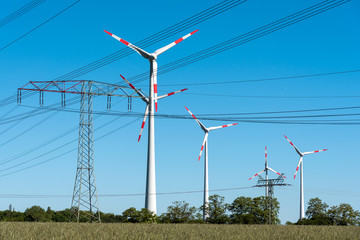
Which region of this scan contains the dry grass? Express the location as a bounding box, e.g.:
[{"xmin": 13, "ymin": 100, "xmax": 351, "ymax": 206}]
[{"xmin": 0, "ymin": 223, "xmax": 359, "ymax": 240}]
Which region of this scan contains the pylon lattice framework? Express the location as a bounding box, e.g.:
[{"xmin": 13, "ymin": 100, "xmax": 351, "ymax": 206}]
[
  {"xmin": 18, "ymin": 80, "xmax": 140, "ymax": 222},
  {"xmin": 254, "ymin": 175, "xmax": 291, "ymax": 224}
]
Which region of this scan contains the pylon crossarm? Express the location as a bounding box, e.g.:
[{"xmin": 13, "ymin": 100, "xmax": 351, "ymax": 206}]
[{"xmin": 18, "ymin": 80, "xmax": 143, "ymax": 98}]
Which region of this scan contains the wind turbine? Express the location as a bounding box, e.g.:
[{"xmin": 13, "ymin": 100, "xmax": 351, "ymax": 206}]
[
  {"xmin": 118, "ymin": 74, "xmax": 187, "ymax": 213},
  {"xmin": 104, "ymin": 29, "xmax": 197, "ymax": 214},
  {"xmin": 284, "ymin": 135, "xmax": 327, "ymax": 220},
  {"xmin": 185, "ymin": 106, "xmax": 237, "ymax": 221},
  {"xmin": 248, "ymin": 146, "xmax": 286, "ymax": 197}
]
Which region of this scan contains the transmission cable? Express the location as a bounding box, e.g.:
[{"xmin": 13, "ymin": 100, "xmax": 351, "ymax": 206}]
[
  {"xmin": 152, "ymin": 69, "xmax": 360, "ymax": 87},
  {"xmin": 127, "ymin": 0, "xmax": 351, "ymax": 84},
  {"xmin": 0, "ymin": 117, "xmax": 140, "ymax": 178},
  {"xmin": 53, "ymin": 0, "xmax": 248, "ymax": 81},
  {"xmin": 0, "ymin": 0, "xmax": 80, "ymax": 52},
  {"xmin": 0, "ymin": 97, "xmax": 127, "ymax": 167},
  {"xmin": 0, "ymin": 0, "xmax": 47, "ymax": 28}
]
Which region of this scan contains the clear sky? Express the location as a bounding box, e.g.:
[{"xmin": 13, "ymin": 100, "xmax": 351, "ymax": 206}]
[{"xmin": 0, "ymin": 0, "xmax": 359, "ymax": 223}]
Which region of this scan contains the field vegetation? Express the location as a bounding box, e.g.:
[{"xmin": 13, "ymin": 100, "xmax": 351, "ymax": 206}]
[{"xmin": 0, "ymin": 223, "xmax": 359, "ymax": 240}]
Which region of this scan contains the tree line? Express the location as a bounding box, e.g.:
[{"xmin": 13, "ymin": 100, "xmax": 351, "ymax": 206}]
[
  {"xmin": 288, "ymin": 197, "xmax": 360, "ymax": 226},
  {"xmin": 1, "ymin": 195, "xmax": 358, "ymax": 225}
]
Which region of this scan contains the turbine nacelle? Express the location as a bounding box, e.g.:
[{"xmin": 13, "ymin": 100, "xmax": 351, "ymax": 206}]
[
  {"xmin": 248, "ymin": 146, "xmax": 287, "ymax": 180},
  {"xmin": 185, "ymin": 106, "xmax": 238, "ymax": 161},
  {"xmin": 120, "ymin": 74, "xmax": 187, "ymax": 142},
  {"xmin": 284, "ymin": 135, "xmax": 327, "ymax": 179},
  {"xmin": 104, "ymin": 29, "xmax": 198, "ymax": 112}
]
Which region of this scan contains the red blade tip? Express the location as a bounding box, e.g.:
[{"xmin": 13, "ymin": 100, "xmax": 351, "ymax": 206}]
[
  {"xmin": 104, "ymin": 30, "xmax": 112, "ymax": 36},
  {"xmin": 191, "ymin": 29, "xmax": 199, "ymax": 35}
]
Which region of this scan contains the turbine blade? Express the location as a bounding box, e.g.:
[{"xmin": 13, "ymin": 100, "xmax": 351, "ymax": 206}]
[
  {"xmin": 157, "ymin": 88, "xmax": 188, "ymax": 100},
  {"xmin": 184, "ymin": 106, "xmax": 207, "ymax": 131},
  {"xmin": 154, "ymin": 29, "xmax": 199, "ymax": 56},
  {"xmin": 104, "ymin": 30, "xmax": 151, "ymax": 59},
  {"xmin": 154, "ymin": 72, "xmax": 158, "ymax": 112},
  {"xmin": 284, "ymin": 135, "xmax": 302, "ymax": 155},
  {"xmin": 265, "ymin": 146, "xmax": 268, "ymax": 167},
  {"xmin": 303, "ymin": 149, "xmax": 328, "ymax": 155},
  {"xmin": 138, "ymin": 104, "xmax": 149, "ymax": 142},
  {"xmin": 268, "ymin": 167, "xmax": 287, "ymax": 179},
  {"xmin": 198, "ymin": 132, "xmax": 208, "ymax": 161},
  {"xmin": 248, "ymin": 169, "xmax": 265, "ymax": 180},
  {"xmin": 293, "ymin": 156, "xmax": 303, "ymax": 179},
  {"xmin": 208, "ymin": 123, "xmax": 238, "ymax": 131},
  {"xmin": 120, "ymin": 74, "xmax": 148, "ymax": 103}
]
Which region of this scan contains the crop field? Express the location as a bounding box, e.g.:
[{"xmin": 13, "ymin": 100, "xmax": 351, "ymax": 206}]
[{"xmin": 0, "ymin": 223, "xmax": 359, "ymax": 240}]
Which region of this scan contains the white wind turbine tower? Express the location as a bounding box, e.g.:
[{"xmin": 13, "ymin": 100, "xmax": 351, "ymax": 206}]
[
  {"xmin": 248, "ymin": 146, "xmax": 286, "ymax": 197},
  {"xmin": 284, "ymin": 135, "xmax": 327, "ymax": 220},
  {"xmin": 104, "ymin": 29, "xmax": 198, "ymax": 214},
  {"xmin": 185, "ymin": 106, "xmax": 238, "ymax": 221}
]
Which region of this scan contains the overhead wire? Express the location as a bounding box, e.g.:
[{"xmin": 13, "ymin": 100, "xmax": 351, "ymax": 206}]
[
  {"xmin": 164, "ymin": 91, "xmax": 360, "ymax": 99},
  {"xmin": 0, "ymin": 0, "xmax": 81, "ymax": 52},
  {"xmin": 0, "ymin": 95, "xmax": 81, "ymax": 125},
  {"xmin": 0, "ymin": 117, "xmax": 141, "ymax": 178},
  {"xmin": 0, "ymin": 0, "xmax": 47, "ymax": 28},
  {"xmin": 0, "ymin": 0, "xmax": 249, "ymax": 149},
  {"xmin": 152, "ymin": 69, "xmax": 360, "ymax": 87},
  {"xmin": 17, "ymin": 104, "xmax": 360, "ymax": 125},
  {"xmin": 53, "ymin": 0, "xmax": 249, "ymax": 81},
  {"xmin": 0, "ymin": 97, "xmax": 132, "ymax": 172},
  {"xmin": 0, "ymin": 0, "xmax": 356, "ymax": 178},
  {"xmin": 127, "ymin": 0, "xmax": 351, "ymax": 84},
  {"xmin": 0, "ymin": 186, "xmax": 358, "ymax": 198},
  {"xmin": 0, "ymin": 186, "xmax": 255, "ymax": 198},
  {"xmin": 0, "ymin": 111, "xmax": 58, "ymax": 148},
  {"xmin": 0, "ymin": 0, "xmax": 248, "ymax": 109}
]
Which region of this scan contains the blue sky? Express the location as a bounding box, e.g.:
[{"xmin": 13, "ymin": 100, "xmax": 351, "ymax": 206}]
[{"xmin": 0, "ymin": 0, "xmax": 359, "ymax": 223}]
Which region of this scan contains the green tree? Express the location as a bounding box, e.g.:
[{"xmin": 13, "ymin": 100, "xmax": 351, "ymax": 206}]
[
  {"xmin": 160, "ymin": 201, "xmax": 196, "ymax": 223},
  {"xmin": 122, "ymin": 207, "xmax": 157, "ymax": 223},
  {"xmin": 202, "ymin": 194, "xmax": 229, "ymax": 224},
  {"xmin": 328, "ymin": 203, "xmax": 360, "ymax": 226},
  {"xmin": 52, "ymin": 208, "xmax": 73, "ymax": 222},
  {"xmin": 306, "ymin": 197, "xmax": 329, "ymax": 219},
  {"xmin": 138, "ymin": 208, "xmax": 157, "ymax": 223},
  {"xmin": 122, "ymin": 207, "xmax": 140, "ymax": 223},
  {"xmin": 24, "ymin": 206, "xmax": 50, "ymax": 222},
  {"xmin": 228, "ymin": 196, "xmax": 280, "ymax": 224}
]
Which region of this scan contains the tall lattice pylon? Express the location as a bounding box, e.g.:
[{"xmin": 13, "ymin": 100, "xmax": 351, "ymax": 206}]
[
  {"xmin": 18, "ymin": 79, "xmax": 139, "ymax": 223},
  {"xmin": 70, "ymin": 81, "xmax": 100, "ymax": 222},
  {"xmin": 254, "ymin": 175, "xmax": 290, "ymax": 224}
]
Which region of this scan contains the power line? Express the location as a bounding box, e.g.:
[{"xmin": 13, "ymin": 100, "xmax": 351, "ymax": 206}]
[
  {"xmin": 0, "ymin": 0, "xmax": 80, "ymax": 52},
  {"xmin": 0, "ymin": 96, "xmax": 81, "ymax": 125},
  {"xmin": 127, "ymin": 0, "xmax": 351, "ymax": 85},
  {"xmin": 17, "ymin": 104, "xmax": 360, "ymax": 125},
  {"xmin": 53, "ymin": 0, "xmax": 248, "ymax": 81},
  {"xmin": 0, "ymin": 0, "xmax": 244, "ymax": 108},
  {"xmin": 0, "ymin": 186, "xmax": 254, "ymax": 198},
  {"xmin": 152, "ymin": 69, "xmax": 360, "ymax": 87},
  {"xmin": 0, "ymin": 0, "xmax": 47, "ymax": 28},
  {"xmin": 0, "ymin": 116, "xmax": 140, "ymax": 178},
  {"xmin": 178, "ymin": 92, "xmax": 360, "ymax": 99},
  {"xmin": 0, "ymin": 186, "xmax": 358, "ymax": 198},
  {"xmin": 0, "ymin": 111, "xmax": 58, "ymax": 148}
]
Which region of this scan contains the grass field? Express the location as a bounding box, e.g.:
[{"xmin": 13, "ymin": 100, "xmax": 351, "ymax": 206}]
[{"xmin": 0, "ymin": 223, "xmax": 359, "ymax": 240}]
